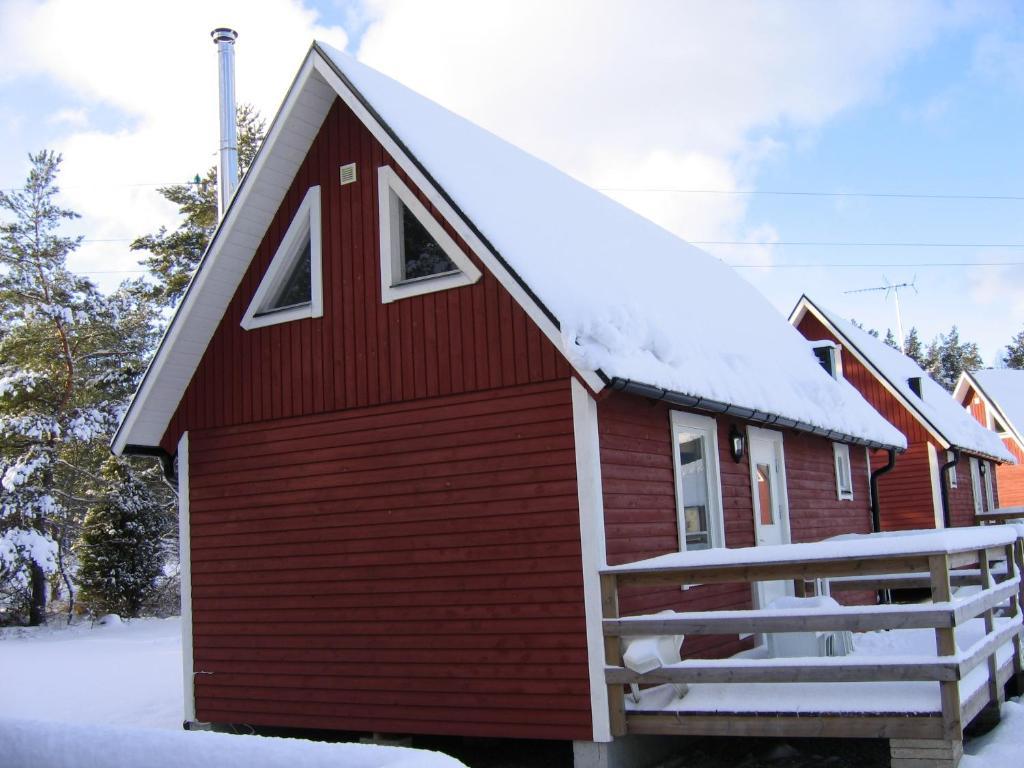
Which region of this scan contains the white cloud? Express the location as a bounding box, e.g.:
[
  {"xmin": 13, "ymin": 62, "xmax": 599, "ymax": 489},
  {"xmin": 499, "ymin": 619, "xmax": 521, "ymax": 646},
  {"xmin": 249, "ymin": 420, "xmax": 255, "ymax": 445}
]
[
  {"xmin": 0, "ymin": 0, "xmax": 348, "ymax": 288},
  {"xmin": 355, "ymin": 0, "xmax": 977, "ymax": 258},
  {"xmin": 47, "ymin": 108, "xmax": 88, "ymax": 128}
]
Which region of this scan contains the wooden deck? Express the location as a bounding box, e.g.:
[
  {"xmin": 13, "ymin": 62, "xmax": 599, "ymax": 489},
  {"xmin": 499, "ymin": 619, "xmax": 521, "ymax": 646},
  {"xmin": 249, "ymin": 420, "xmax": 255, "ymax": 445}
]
[{"xmin": 599, "ymin": 527, "xmax": 1024, "ymax": 744}]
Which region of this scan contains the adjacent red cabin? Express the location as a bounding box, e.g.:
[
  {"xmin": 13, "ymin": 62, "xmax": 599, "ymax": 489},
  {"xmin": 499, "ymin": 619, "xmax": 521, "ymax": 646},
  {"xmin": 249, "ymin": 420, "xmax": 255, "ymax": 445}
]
[
  {"xmin": 791, "ymin": 296, "xmax": 1012, "ymax": 531},
  {"xmin": 956, "ymin": 369, "xmax": 1024, "ymax": 507},
  {"xmin": 114, "ymin": 44, "xmax": 905, "ymax": 755}
]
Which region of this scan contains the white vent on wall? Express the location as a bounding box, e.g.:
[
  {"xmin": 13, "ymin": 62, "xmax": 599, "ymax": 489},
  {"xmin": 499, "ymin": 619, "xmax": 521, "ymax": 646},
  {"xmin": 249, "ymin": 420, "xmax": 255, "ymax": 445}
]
[{"xmin": 339, "ymin": 163, "xmax": 357, "ymax": 186}]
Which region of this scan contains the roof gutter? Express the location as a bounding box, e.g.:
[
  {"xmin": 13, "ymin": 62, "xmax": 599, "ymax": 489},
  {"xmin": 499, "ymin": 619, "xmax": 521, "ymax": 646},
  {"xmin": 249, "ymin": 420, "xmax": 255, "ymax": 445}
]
[
  {"xmin": 869, "ymin": 448, "xmax": 897, "ymax": 533},
  {"xmin": 120, "ymin": 444, "xmax": 176, "ymax": 484},
  {"xmin": 608, "ymin": 377, "xmax": 899, "ymax": 450},
  {"xmin": 939, "ymin": 447, "xmax": 961, "ymax": 529}
]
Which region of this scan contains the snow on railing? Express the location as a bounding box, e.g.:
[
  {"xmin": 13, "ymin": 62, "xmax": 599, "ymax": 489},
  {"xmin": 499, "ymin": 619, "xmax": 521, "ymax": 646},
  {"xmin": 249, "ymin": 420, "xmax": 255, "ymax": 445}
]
[{"xmin": 599, "ymin": 526, "xmax": 1024, "ymax": 743}]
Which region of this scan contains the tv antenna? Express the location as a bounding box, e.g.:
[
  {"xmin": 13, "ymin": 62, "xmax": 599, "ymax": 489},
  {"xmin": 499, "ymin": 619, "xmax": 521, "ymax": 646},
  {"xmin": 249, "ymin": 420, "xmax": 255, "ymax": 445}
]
[{"xmin": 844, "ymin": 276, "xmax": 918, "ymax": 353}]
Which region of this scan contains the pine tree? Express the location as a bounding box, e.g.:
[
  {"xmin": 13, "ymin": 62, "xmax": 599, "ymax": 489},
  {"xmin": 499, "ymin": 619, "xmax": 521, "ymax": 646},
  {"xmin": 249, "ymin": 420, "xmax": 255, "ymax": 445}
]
[
  {"xmin": 0, "ymin": 152, "xmax": 163, "ymax": 624},
  {"xmin": 925, "ymin": 325, "xmax": 983, "ymax": 392},
  {"xmin": 130, "ymin": 105, "xmax": 265, "ymax": 307},
  {"xmin": 1002, "ymin": 326, "xmax": 1024, "ymax": 369},
  {"xmin": 904, "ymin": 327, "xmax": 925, "ymax": 367},
  {"xmin": 76, "ymin": 458, "xmax": 167, "ymax": 618},
  {"xmin": 883, "ymin": 329, "xmax": 899, "ymax": 350}
]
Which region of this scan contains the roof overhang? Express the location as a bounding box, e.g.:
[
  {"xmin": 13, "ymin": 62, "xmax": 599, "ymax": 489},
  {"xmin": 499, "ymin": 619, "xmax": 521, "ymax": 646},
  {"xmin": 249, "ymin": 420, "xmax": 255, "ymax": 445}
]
[
  {"xmin": 113, "ymin": 45, "xmax": 606, "ymax": 456},
  {"xmin": 955, "ymin": 371, "xmax": 1024, "ymax": 456},
  {"xmin": 790, "ymin": 296, "xmax": 1009, "ymax": 463}
]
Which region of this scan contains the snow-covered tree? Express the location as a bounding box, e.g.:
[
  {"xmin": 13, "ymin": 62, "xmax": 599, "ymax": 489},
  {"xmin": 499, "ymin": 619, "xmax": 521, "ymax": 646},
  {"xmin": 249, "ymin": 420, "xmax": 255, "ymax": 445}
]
[
  {"xmin": 130, "ymin": 105, "xmax": 265, "ymax": 307},
  {"xmin": 76, "ymin": 458, "xmax": 167, "ymax": 618},
  {"xmin": 0, "ymin": 151, "xmax": 163, "ymax": 624},
  {"xmin": 904, "ymin": 327, "xmax": 925, "ymax": 367},
  {"xmin": 925, "ymin": 325, "xmax": 982, "ymax": 392},
  {"xmin": 1001, "ymin": 326, "xmax": 1024, "ymax": 369},
  {"xmin": 883, "ymin": 329, "xmax": 899, "ymax": 350}
]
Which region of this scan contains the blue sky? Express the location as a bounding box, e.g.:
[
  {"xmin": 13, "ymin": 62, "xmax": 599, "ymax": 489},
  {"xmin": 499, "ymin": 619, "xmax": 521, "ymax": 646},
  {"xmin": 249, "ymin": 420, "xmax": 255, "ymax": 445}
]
[{"xmin": 1, "ymin": 0, "xmax": 1022, "ymax": 362}]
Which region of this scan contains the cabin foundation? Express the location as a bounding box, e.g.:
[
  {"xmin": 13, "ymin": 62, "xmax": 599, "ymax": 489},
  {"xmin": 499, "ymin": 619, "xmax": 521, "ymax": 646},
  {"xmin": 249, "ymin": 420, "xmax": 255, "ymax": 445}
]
[
  {"xmin": 572, "ymin": 735, "xmax": 689, "ymax": 768},
  {"xmin": 889, "ymin": 738, "xmax": 963, "ymax": 768}
]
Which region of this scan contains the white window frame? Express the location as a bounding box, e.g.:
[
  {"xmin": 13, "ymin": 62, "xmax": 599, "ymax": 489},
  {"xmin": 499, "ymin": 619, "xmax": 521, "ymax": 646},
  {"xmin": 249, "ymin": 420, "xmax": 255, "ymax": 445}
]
[
  {"xmin": 669, "ymin": 411, "xmax": 725, "ymax": 552},
  {"xmin": 377, "ymin": 165, "xmax": 481, "ymax": 303},
  {"xmin": 241, "ymin": 185, "xmax": 323, "ymax": 330},
  {"xmin": 947, "ymin": 450, "xmax": 958, "ymax": 489},
  {"xmin": 832, "ymin": 443, "xmax": 854, "ymax": 501}
]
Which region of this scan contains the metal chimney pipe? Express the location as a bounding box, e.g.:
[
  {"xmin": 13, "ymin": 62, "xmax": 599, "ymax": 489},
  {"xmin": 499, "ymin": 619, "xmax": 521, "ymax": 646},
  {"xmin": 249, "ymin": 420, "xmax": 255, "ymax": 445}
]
[{"xmin": 211, "ymin": 27, "xmax": 239, "ymax": 220}]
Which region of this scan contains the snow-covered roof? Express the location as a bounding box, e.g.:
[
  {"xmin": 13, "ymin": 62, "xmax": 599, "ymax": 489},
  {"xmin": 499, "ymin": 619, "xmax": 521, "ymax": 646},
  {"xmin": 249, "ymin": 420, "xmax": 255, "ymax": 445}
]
[
  {"xmin": 793, "ymin": 297, "xmax": 1012, "ymax": 462},
  {"xmin": 962, "ymin": 368, "xmax": 1024, "ymax": 448},
  {"xmin": 114, "ymin": 44, "xmax": 905, "ymax": 454},
  {"xmin": 317, "ymin": 45, "xmax": 903, "ymax": 449}
]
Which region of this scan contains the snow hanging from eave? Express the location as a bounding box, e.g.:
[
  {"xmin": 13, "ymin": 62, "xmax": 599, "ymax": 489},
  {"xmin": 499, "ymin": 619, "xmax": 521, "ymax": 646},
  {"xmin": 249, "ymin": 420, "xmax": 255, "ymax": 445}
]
[
  {"xmin": 813, "ymin": 304, "xmax": 1013, "ymax": 462},
  {"xmin": 320, "ymin": 44, "xmax": 905, "ymax": 450}
]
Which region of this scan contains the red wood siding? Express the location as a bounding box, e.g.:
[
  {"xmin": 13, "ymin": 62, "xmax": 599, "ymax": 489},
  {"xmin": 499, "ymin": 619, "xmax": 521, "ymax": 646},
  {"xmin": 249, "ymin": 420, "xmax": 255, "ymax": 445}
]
[
  {"xmin": 188, "ymin": 379, "xmax": 591, "ymax": 739},
  {"xmin": 959, "ymin": 385, "xmax": 1024, "ymax": 507},
  {"xmin": 796, "ymin": 313, "xmax": 941, "ymax": 530},
  {"xmin": 598, "ymin": 393, "xmax": 876, "ymax": 660},
  {"xmin": 161, "ymin": 97, "xmax": 571, "ymax": 453}
]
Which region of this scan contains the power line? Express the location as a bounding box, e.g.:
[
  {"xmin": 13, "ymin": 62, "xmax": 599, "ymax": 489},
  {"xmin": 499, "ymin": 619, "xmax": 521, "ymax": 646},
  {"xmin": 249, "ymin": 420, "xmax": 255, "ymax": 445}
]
[
  {"xmin": 4, "ymin": 180, "xmax": 1024, "ymax": 202},
  {"xmin": 598, "ymin": 187, "xmax": 1024, "ymax": 201}
]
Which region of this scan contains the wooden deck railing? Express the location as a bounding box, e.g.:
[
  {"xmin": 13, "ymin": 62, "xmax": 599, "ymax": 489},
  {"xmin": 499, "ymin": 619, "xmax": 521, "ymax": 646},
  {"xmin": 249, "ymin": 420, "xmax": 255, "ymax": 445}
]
[{"xmin": 599, "ymin": 528, "xmax": 1024, "ymax": 742}]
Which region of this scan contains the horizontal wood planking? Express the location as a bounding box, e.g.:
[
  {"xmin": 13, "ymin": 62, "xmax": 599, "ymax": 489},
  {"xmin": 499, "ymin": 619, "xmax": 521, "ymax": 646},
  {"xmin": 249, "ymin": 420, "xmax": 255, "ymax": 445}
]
[
  {"xmin": 188, "ymin": 379, "xmax": 593, "ymax": 739},
  {"xmin": 161, "ymin": 98, "xmax": 571, "ymax": 454},
  {"xmin": 598, "ymin": 393, "xmax": 879, "ymax": 660}
]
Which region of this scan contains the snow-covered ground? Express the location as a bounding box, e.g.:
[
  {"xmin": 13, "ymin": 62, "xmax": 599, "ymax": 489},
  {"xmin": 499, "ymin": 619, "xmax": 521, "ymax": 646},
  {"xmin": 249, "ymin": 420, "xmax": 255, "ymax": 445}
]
[
  {"xmin": 0, "ymin": 617, "xmax": 464, "ymax": 768},
  {"xmin": 0, "ymin": 616, "xmax": 1021, "ymax": 767}
]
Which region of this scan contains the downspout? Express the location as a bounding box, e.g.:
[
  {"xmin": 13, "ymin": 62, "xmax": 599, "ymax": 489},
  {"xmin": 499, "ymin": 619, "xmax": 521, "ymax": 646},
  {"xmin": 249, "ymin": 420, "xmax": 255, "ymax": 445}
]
[
  {"xmin": 869, "ymin": 448, "xmax": 897, "ymax": 533},
  {"xmin": 939, "ymin": 448, "xmax": 961, "ymax": 529}
]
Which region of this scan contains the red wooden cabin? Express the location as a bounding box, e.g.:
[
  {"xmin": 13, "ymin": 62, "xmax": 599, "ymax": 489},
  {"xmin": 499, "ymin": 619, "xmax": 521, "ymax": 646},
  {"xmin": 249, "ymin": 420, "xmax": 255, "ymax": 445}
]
[
  {"xmin": 956, "ymin": 369, "xmax": 1024, "ymax": 507},
  {"xmin": 114, "ymin": 44, "xmax": 905, "ymax": 762},
  {"xmin": 791, "ymin": 296, "xmax": 1012, "ymax": 531}
]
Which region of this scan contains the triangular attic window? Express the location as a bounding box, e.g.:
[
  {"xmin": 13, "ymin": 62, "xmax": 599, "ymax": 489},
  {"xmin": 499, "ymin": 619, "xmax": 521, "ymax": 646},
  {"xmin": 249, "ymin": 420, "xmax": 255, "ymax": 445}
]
[
  {"xmin": 241, "ymin": 186, "xmax": 323, "ymax": 330},
  {"xmin": 377, "ymin": 166, "xmax": 481, "ymax": 303}
]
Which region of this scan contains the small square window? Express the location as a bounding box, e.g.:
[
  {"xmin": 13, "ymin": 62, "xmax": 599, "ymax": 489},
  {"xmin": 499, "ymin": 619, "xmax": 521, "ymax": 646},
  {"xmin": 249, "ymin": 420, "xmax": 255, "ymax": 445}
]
[{"xmin": 833, "ymin": 443, "xmax": 853, "ymax": 501}]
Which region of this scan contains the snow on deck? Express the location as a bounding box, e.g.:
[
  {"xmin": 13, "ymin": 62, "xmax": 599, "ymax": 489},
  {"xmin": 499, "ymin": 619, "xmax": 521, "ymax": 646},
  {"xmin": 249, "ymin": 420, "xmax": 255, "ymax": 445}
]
[
  {"xmin": 630, "ymin": 618, "xmax": 1014, "ymax": 716},
  {"xmin": 319, "ymin": 44, "xmax": 905, "ymax": 450},
  {"xmin": 605, "ymin": 526, "xmax": 1019, "ymax": 574}
]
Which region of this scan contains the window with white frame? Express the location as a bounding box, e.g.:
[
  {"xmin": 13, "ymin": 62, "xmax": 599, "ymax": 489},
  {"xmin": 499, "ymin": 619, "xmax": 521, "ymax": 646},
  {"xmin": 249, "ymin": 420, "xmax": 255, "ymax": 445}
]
[
  {"xmin": 832, "ymin": 443, "xmax": 854, "ymax": 500},
  {"xmin": 670, "ymin": 411, "xmax": 724, "ymax": 551},
  {"xmin": 241, "ymin": 186, "xmax": 323, "ymax": 330},
  {"xmin": 377, "ymin": 166, "xmax": 481, "ymax": 303},
  {"xmin": 947, "ymin": 451, "xmax": 958, "ymax": 488}
]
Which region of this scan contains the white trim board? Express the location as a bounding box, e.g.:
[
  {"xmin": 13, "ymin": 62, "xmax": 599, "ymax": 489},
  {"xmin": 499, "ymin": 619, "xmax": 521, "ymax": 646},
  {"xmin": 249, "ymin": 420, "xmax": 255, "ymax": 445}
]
[
  {"xmin": 376, "ymin": 165, "xmax": 480, "ymax": 303},
  {"xmin": 570, "ymin": 378, "xmax": 611, "ymax": 742},
  {"xmin": 241, "ymin": 185, "xmax": 323, "ymax": 330},
  {"xmin": 955, "ymin": 371, "xmax": 1024, "ymax": 455}
]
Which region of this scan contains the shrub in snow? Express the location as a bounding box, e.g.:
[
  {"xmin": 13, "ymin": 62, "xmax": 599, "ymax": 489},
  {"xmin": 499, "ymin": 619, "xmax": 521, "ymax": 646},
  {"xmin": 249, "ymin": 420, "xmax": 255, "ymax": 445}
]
[{"xmin": 75, "ymin": 459, "xmax": 166, "ymax": 619}]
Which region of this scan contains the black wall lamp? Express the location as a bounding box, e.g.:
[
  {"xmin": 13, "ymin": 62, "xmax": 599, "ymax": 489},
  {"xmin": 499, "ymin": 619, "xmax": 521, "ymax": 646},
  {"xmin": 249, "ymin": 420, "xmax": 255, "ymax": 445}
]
[{"xmin": 729, "ymin": 424, "xmax": 745, "ymax": 463}]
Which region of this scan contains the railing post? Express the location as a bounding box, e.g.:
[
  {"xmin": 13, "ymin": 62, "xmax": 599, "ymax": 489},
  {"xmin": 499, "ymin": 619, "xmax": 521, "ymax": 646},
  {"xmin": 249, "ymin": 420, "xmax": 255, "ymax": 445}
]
[
  {"xmin": 600, "ymin": 573, "xmax": 627, "ymax": 737},
  {"xmin": 1009, "ymin": 539, "xmax": 1024, "ymax": 695},
  {"xmin": 978, "ymin": 548, "xmax": 1003, "ymax": 722},
  {"xmin": 929, "ymin": 554, "xmax": 962, "ymax": 743}
]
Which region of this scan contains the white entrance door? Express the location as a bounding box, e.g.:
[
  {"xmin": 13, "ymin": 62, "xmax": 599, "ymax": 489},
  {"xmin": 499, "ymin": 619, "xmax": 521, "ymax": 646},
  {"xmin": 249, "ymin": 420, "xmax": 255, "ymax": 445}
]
[{"xmin": 748, "ymin": 427, "xmax": 792, "ymax": 608}]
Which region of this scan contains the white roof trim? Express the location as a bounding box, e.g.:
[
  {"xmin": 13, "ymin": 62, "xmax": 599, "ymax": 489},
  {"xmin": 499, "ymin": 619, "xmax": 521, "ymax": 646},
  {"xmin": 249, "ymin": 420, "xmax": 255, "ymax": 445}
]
[
  {"xmin": 113, "ymin": 46, "xmax": 605, "ymax": 455},
  {"xmin": 790, "ymin": 298, "xmax": 951, "ymax": 450},
  {"xmin": 955, "ymin": 371, "xmax": 1024, "ymax": 453},
  {"xmin": 791, "ymin": 297, "xmax": 1010, "ymax": 462}
]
